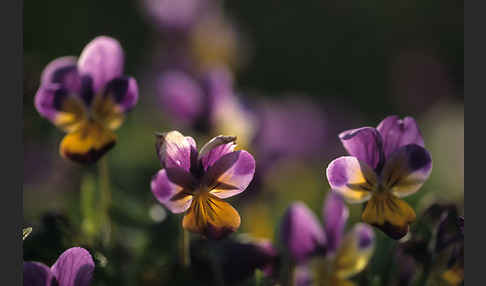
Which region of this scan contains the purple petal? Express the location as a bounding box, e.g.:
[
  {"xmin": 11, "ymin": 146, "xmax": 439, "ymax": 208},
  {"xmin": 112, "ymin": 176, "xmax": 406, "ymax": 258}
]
[
  {"xmin": 157, "ymin": 71, "xmax": 205, "ymax": 124},
  {"xmin": 381, "ymin": 144, "xmax": 432, "ymax": 198},
  {"xmin": 103, "ymin": 76, "xmax": 138, "ymax": 112},
  {"xmin": 199, "ymin": 135, "xmax": 237, "ymax": 171},
  {"xmin": 77, "ymin": 36, "xmax": 124, "ymax": 93},
  {"xmin": 143, "ymin": 0, "xmax": 207, "ymax": 31},
  {"xmin": 339, "ymin": 127, "xmax": 384, "ymax": 170},
  {"xmin": 280, "ymin": 202, "xmax": 326, "ymax": 263},
  {"xmin": 377, "ymin": 115, "xmax": 425, "ymax": 159},
  {"xmin": 41, "ymin": 56, "xmax": 81, "ymax": 93},
  {"xmin": 155, "ymin": 131, "xmax": 195, "ymax": 172},
  {"xmin": 355, "ymin": 223, "xmax": 374, "ymax": 249},
  {"xmin": 326, "ymin": 156, "xmax": 377, "ymax": 203},
  {"xmin": 203, "ymin": 68, "xmax": 234, "ymax": 111},
  {"xmin": 323, "ymin": 192, "xmax": 349, "ymax": 252},
  {"xmin": 50, "ymin": 247, "xmax": 94, "ymax": 286},
  {"xmin": 151, "ymin": 169, "xmax": 194, "ymax": 213},
  {"xmin": 34, "ymin": 85, "xmax": 87, "ymax": 132},
  {"xmin": 205, "ymin": 150, "xmax": 256, "ymax": 199},
  {"xmin": 34, "ymin": 85, "xmax": 64, "ymax": 122},
  {"xmin": 23, "ymin": 262, "xmax": 55, "ymax": 286}
]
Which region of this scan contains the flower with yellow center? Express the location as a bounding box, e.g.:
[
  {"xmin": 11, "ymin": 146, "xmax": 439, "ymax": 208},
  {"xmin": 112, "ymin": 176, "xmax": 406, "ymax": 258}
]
[{"xmin": 151, "ymin": 131, "xmax": 256, "ymax": 239}]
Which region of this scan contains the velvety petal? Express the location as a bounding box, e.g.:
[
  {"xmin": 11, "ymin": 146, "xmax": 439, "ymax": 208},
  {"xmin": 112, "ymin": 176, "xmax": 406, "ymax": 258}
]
[
  {"xmin": 326, "ymin": 156, "xmax": 377, "ymax": 203},
  {"xmin": 24, "ymin": 262, "xmax": 55, "ymax": 286},
  {"xmin": 381, "ymin": 144, "xmax": 432, "ymax": 198},
  {"xmin": 323, "ymin": 192, "xmax": 349, "ymax": 252},
  {"xmin": 102, "ymin": 76, "xmax": 138, "ymax": 112},
  {"xmin": 182, "ymin": 194, "xmax": 241, "ymax": 239},
  {"xmin": 339, "ymin": 127, "xmax": 384, "ymax": 170},
  {"xmin": 280, "ymin": 202, "xmax": 326, "ymax": 263},
  {"xmin": 199, "ymin": 135, "xmax": 236, "ymax": 171},
  {"xmin": 362, "ymin": 193, "xmax": 416, "ymax": 239},
  {"xmin": 51, "ymin": 247, "xmax": 94, "ymax": 286},
  {"xmin": 60, "ymin": 121, "xmax": 116, "ymax": 164},
  {"xmin": 77, "ymin": 36, "xmax": 124, "ymax": 93},
  {"xmin": 377, "ymin": 116, "xmax": 425, "ymax": 159},
  {"xmin": 157, "ymin": 71, "xmax": 205, "ymax": 124},
  {"xmin": 333, "ymin": 223, "xmax": 375, "ymax": 279},
  {"xmin": 35, "ymin": 85, "xmax": 88, "ymax": 132},
  {"xmin": 151, "ymin": 169, "xmax": 194, "ymax": 213},
  {"xmin": 41, "ymin": 56, "xmax": 81, "ymax": 93},
  {"xmin": 155, "ymin": 131, "xmax": 194, "ymax": 172},
  {"xmin": 205, "ymin": 150, "xmax": 256, "ymax": 199}
]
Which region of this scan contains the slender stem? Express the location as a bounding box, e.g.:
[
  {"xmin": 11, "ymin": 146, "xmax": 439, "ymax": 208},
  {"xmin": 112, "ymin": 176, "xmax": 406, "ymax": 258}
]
[
  {"xmin": 181, "ymin": 226, "xmax": 191, "ymax": 268},
  {"xmin": 99, "ymin": 157, "xmax": 111, "ymax": 246}
]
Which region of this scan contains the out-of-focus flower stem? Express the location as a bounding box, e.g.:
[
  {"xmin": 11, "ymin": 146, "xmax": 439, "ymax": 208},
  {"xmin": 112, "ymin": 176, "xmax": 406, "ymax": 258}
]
[
  {"xmin": 99, "ymin": 157, "xmax": 112, "ymax": 247},
  {"xmin": 181, "ymin": 226, "xmax": 191, "ymax": 268}
]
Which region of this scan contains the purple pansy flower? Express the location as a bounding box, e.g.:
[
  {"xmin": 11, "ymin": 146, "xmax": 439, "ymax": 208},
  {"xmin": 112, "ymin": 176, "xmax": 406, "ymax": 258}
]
[
  {"xmin": 281, "ymin": 202, "xmax": 327, "ymax": 264},
  {"xmin": 156, "ymin": 68, "xmax": 256, "ymax": 147},
  {"xmin": 326, "ymin": 115, "xmax": 432, "ymax": 239},
  {"xmin": 253, "ymin": 97, "xmax": 329, "ymax": 170},
  {"xmin": 34, "ymin": 36, "xmax": 138, "ymax": 164},
  {"xmin": 150, "ymin": 131, "xmax": 256, "ymax": 239},
  {"xmin": 142, "ymin": 0, "xmax": 210, "ymax": 32},
  {"xmin": 281, "ymin": 193, "xmax": 375, "ymax": 286},
  {"xmin": 23, "ymin": 247, "xmax": 94, "ymax": 286}
]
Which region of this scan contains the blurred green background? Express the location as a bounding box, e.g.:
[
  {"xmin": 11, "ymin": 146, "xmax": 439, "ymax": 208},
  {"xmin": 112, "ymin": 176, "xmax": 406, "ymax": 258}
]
[{"xmin": 23, "ymin": 0, "xmax": 463, "ymax": 285}]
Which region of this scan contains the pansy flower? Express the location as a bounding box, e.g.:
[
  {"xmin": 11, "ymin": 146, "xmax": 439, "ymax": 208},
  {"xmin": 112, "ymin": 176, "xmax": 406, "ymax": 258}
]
[
  {"xmin": 157, "ymin": 68, "xmax": 256, "ymax": 147},
  {"xmin": 150, "ymin": 131, "xmax": 256, "ymax": 239},
  {"xmin": 23, "ymin": 247, "xmax": 94, "ymax": 286},
  {"xmin": 281, "ymin": 193, "xmax": 375, "ymax": 286},
  {"xmin": 34, "ymin": 36, "xmax": 138, "ymax": 164},
  {"xmin": 326, "ymin": 116, "xmax": 432, "ymax": 239}
]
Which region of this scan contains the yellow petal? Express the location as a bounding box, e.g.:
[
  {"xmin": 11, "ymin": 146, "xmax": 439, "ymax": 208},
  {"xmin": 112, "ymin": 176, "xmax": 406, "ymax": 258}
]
[
  {"xmin": 442, "ymin": 263, "xmax": 464, "ymax": 286},
  {"xmin": 60, "ymin": 121, "xmax": 116, "ymax": 164},
  {"xmin": 362, "ymin": 193, "xmax": 416, "ymax": 239},
  {"xmin": 54, "ymin": 96, "xmax": 87, "ymax": 133},
  {"xmin": 182, "ymin": 194, "xmax": 241, "ymax": 239},
  {"xmin": 91, "ymin": 94, "xmax": 124, "ymax": 130},
  {"xmin": 333, "ymin": 224, "xmax": 374, "ymax": 280}
]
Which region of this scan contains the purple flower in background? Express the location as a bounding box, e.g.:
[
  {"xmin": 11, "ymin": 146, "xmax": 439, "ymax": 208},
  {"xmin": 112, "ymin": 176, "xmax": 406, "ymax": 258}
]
[
  {"xmin": 326, "ymin": 115, "xmax": 432, "ymax": 239},
  {"xmin": 23, "ymin": 247, "xmax": 94, "ymax": 286},
  {"xmin": 34, "ymin": 36, "xmax": 138, "ymax": 164},
  {"xmin": 143, "ymin": 0, "xmax": 210, "ymax": 32},
  {"xmin": 253, "ymin": 97, "xmax": 328, "ymax": 169},
  {"xmin": 281, "ymin": 202, "xmax": 326, "ymax": 263},
  {"xmin": 281, "ymin": 193, "xmax": 374, "ymax": 285},
  {"xmin": 150, "ymin": 131, "xmax": 256, "ymax": 239},
  {"xmin": 157, "ymin": 68, "xmax": 256, "ymax": 147}
]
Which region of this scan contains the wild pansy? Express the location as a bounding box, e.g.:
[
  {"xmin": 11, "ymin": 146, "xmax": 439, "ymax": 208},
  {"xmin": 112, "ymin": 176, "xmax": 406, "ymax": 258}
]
[
  {"xmin": 23, "ymin": 247, "xmax": 94, "ymax": 286},
  {"xmin": 143, "ymin": 0, "xmax": 209, "ymax": 32},
  {"xmin": 157, "ymin": 68, "xmax": 256, "ymax": 148},
  {"xmin": 326, "ymin": 116, "xmax": 432, "ymax": 239},
  {"xmin": 35, "ymin": 36, "xmax": 138, "ymax": 164},
  {"xmin": 281, "ymin": 193, "xmax": 375, "ymax": 286},
  {"xmin": 150, "ymin": 131, "xmax": 255, "ymax": 239}
]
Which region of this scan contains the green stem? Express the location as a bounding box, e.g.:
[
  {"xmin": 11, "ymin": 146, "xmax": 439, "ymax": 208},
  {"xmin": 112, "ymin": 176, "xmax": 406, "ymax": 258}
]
[
  {"xmin": 181, "ymin": 226, "xmax": 191, "ymax": 268},
  {"xmin": 99, "ymin": 157, "xmax": 111, "ymax": 246}
]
